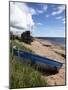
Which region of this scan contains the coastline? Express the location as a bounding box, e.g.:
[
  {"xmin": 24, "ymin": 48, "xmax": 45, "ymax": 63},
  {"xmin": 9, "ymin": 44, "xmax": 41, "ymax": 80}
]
[
  {"xmin": 20, "ymin": 38, "xmax": 65, "ymax": 62},
  {"xmin": 15, "ymin": 38, "xmax": 65, "ymax": 86}
]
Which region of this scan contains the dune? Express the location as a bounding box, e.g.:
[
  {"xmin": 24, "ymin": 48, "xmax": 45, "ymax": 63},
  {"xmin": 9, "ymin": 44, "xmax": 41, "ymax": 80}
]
[{"xmin": 15, "ymin": 39, "xmax": 66, "ymax": 86}]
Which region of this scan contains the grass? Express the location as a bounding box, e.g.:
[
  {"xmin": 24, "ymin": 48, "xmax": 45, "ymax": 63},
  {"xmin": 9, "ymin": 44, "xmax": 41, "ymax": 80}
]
[
  {"xmin": 10, "ymin": 40, "xmax": 47, "ymax": 88},
  {"xmin": 11, "ymin": 40, "xmax": 33, "ymax": 53}
]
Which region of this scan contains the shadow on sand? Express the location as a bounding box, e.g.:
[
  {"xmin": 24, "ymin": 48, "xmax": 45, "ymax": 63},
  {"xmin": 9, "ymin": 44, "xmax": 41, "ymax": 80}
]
[{"xmin": 31, "ymin": 63, "xmax": 59, "ymax": 76}]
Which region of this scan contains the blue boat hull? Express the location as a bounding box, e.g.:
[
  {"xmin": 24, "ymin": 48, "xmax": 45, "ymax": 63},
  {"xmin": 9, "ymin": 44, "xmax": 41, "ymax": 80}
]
[{"xmin": 13, "ymin": 48, "xmax": 63, "ymax": 71}]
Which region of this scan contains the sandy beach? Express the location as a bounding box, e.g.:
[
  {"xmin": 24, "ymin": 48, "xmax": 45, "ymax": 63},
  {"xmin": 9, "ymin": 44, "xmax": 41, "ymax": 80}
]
[{"xmin": 15, "ymin": 39, "xmax": 66, "ymax": 86}]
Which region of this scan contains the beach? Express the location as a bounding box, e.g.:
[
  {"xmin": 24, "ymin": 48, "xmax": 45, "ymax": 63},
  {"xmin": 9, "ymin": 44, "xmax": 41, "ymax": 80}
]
[{"xmin": 15, "ymin": 38, "xmax": 66, "ymax": 86}]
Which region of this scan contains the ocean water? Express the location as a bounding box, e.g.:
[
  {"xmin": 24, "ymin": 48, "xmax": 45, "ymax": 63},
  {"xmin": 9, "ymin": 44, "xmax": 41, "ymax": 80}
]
[{"xmin": 37, "ymin": 37, "xmax": 66, "ymax": 46}]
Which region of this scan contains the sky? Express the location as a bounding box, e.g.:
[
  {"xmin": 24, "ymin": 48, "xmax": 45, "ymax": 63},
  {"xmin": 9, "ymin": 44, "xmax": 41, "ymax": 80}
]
[{"xmin": 10, "ymin": 2, "xmax": 66, "ymax": 37}]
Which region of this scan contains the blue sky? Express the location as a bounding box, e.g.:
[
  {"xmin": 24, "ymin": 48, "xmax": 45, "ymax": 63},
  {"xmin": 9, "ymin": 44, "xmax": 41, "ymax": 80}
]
[
  {"xmin": 10, "ymin": 2, "xmax": 66, "ymax": 37},
  {"xmin": 26, "ymin": 3, "xmax": 66, "ymax": 37}
]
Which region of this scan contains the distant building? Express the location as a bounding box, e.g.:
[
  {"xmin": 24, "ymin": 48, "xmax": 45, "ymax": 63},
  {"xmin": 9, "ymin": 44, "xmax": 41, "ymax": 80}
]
[
  {"xmin": 21, "ymin": 31, "xmax": 33, "ymax": 44},
  {"xmin": 10, "ymin": 30, "xmax": 33, "ymax": 44}
]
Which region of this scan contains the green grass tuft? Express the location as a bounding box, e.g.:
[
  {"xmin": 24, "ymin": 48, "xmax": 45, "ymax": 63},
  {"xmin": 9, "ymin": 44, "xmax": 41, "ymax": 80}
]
[
  {"xmin": 10, "ymin": 56, "xmax": 47, "ymax": 89},
  {"xmin": 11, "ymin": 40, "xmax": 33, "ymax": 53},
  {"xmin": 10, "ymin": 40, "xmax": 47, "ymax": 88}
]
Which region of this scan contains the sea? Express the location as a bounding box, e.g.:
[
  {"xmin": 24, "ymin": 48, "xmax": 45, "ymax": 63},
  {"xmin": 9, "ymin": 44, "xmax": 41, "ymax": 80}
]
[{"xmin": 37, "ymin": 37, "xmax": 66, "ymax": 46}]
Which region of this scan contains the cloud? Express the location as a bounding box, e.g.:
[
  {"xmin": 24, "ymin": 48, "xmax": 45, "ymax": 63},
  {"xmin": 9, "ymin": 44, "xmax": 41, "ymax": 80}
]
[
  {"xmin": 43, "ymin": 5, "xmax": 48, "ymax": 11},
  {"xmin": 36, "ymin": 22, "xmax": 43, "ymax": 26},
  {"xmin": 10, "ymin": 2, "xmax": 48, "ymax": 35},
  {"xmin": 29, "ymin": 7, "xmax": 37, "ymax": 15},
  {"xmin": 45, "ymin": 14, "xmax": 49, "ymax": 18},
  {"xmin": 62, "ymin": 18, "xmax": 65, "ymax": 21},
  {"xmin": 56, "ymin": 16, "xmax": 62, "ymax": 19},
  {"xmin": 55, "ymin": 16, "xmax": 66, "ymax": 24},
  {"xmin": 51, "ymin": 5, "xmax": 65, "ymax": 16},
  {"xmin": 62, "ymin": 19, "xmax": 65, "ymax": 24},
  {"xmin": 26, "ymin": 4, "xmax": 48, "ymax": 15},
  {"xmin": 36, "ymin": 4, "xmax": 48, "ymax": 14},
  {"xmin": 62, "ymin": 18, "xmax": 65, "ymax": 24},
  {"xmin": 10, "ymin": 2, "xmax": 35, "ymax": 34},
  {"xmin": 37, "ymin": 10, "xmax": 43, "ymax": 14}
]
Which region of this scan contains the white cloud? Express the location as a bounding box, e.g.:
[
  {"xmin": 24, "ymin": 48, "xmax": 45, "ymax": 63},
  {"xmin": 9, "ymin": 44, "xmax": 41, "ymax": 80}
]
[
  {"xmin": 56, "ymin": 16, "xmax": 66, "ymax": 24},
  {"xmin": 36, "ymin": 22, "xmax": 43, "ymax": 26},
  {"xmin": 51, "ymin": 5, "xmax": 65, "ymax": 16},
  {"xmin": 62, "ymin": 18, "xmax": 65, "ymax": 21},
  {"xmin": 43, "ymin": 5, "xmax": 48, "ymax": 11},
  {"xmin": 62, "ymin": 18, "xmax": 65, "ymax": 24},
  {"xmin": 36, "ymin": 4, "xmax": 48, "ymax": 14},
  {"xmin": 63, "ymin": 21, "xmax": 65, "ymax": 24},
  {"xmin": 56, "ymin": 16, "xmax": 62, "ymax": 19},
  {"xmin": 10, "ymin": 27, "xmax": 23, "ymax": 37},
  {"xmin": 27, "ymin": 5, "xmax": 48, "ymax": 15},
  {"xmin": 37, "ymin": 10, "xmax": 43, "ymax": 14},
  {"xmin": 29, "ymin": 7, "xmax": 36, "ymax": 15},
  {"xmin": 45, "ymin": 14, "xmax": 49, "ymax": 18},
  {"xmin": 10, "ymin": 2, "xmax": 35, "ymax": 34}
]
